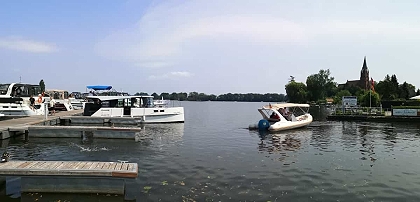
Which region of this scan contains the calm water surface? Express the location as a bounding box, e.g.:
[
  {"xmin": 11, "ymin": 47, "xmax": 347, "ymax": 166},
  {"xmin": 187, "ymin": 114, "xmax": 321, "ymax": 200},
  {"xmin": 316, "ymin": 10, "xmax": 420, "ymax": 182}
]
[{"xmin": 1, "ymin": 101, "xmax": 420, "ymax": 201}]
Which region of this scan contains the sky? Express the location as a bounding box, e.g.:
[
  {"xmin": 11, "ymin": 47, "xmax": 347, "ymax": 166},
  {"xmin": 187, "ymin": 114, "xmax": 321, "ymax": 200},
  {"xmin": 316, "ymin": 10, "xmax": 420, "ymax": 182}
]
[{"xmin": 1, "ymin": 0, "xmax": 420, "ymax": 95}]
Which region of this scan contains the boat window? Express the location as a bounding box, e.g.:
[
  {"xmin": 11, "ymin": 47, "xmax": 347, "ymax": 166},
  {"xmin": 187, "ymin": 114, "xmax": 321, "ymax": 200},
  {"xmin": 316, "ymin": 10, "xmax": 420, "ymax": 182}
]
[
  {"xmin": 124, "ymin": 98, "xmax": 131, "ymax": 107},
  {"xmin": 28, "ymin": 86, "xmax": 41, "ymax": 96},
  {"xmin": 13, "ymin": 84, "xmax": 32, "ymax": 97},
  {"xmin": 117, "ymin": 99, "xmax": 124, "ymax": 107},
  {"xmin": 101, "ymin": 101, "xmax": 110, "ymax": 107},
  {"xmin": 0, "ymin": 84, "xmax": 10, "ymax": 95},
  {"xmin": 154, "ymin": 110, "xmax": 158, "ymax": 112},
  {"xmin": 160, "ymin": 110, "xmax": 164, "ymax": 112}
]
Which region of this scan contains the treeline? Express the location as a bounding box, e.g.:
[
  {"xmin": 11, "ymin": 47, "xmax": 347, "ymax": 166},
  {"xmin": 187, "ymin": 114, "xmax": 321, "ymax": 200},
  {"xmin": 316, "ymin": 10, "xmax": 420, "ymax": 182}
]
[
  {"xmin": 133, "ymin": 92, "xmax": 287, "ymax": 102},
  {"xmin": 285, "ymin": 69, "xmax": 420, "ymax": 106}
]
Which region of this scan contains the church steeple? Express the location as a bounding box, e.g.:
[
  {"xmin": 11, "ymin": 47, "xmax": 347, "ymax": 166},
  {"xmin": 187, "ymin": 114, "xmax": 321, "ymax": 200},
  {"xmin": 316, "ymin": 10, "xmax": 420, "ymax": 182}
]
[
  {"xmin": 360, "ymin": 56, "xmax": 369, "ymax": 90},
  {"xmin": 362, "ymin": 56, "xmax": 368, "ymax": 70}
]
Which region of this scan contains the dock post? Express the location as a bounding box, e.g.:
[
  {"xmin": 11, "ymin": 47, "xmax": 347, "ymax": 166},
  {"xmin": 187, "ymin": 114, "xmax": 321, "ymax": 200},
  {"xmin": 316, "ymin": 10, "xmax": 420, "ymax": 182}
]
[{"xmin": 44, "ymin": 103, "xmax": 48, "ymax": 120}]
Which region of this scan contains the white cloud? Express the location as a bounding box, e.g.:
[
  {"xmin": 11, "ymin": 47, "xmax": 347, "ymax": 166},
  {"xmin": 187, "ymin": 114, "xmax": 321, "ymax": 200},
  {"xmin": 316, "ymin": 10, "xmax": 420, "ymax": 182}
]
[
  {"xmin": 96, "ymin": 0, "xmax": 420, "ymax": 68},
  {"xmin": 148, "ymin": 71, "xmax": 193, "ymax": 80},
  {"xmin": 0, "ymin": 37, "xmax": 58, "ymax": 53}
]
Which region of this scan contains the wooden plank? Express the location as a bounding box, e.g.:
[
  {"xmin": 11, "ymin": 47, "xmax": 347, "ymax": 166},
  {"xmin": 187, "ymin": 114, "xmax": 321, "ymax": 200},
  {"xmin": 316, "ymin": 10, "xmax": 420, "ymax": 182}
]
[
  {"xmin": 75, "ymin": 162, "xmax": 87, "ymax": 169},
  {"xmin": 0, "ymin": 161, "xmax": 137, "ymax": 178},
  {"xmin": 55, "ymin": 162, "xmax": 67, "ymax": 169},
  {"xmin": 50, "ymin": 161, "xmax": 63, "ymax": 169},
  {"xmin": 81, "ymin": 162, "xmax": 93, "ymax": 169},
  {"xmin": 121, "ymin": 163, "xmax": 129, "ymax": 171},
  {"xmin": 88, "ymin": 162, "xmax": 98, "ymax": 170},
  {"xmin": 17, "ymin": 162, "xmax": 32, "ymax": 169},
  {"xmin": 102, "ymin": 162, "xmax": 113, "ymax": 170}
]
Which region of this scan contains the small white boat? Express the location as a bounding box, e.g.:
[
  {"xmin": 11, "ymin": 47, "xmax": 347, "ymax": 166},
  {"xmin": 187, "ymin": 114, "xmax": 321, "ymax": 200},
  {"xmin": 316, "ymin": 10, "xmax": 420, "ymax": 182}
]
[{"xmin": 249, "ymin": 103, "xmax": 312, "ymax": 132}]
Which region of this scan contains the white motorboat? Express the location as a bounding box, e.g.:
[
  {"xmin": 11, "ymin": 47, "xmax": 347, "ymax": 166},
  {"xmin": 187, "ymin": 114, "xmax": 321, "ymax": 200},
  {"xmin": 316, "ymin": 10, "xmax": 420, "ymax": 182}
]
[
  {"xmin": 0, "ymin": 83, "xmax": 48, "ymax": 116},
  {"xmin": 68, "ymin": 92, "xmax": 85, "ymax": 110},
  {"xmin": 45, "ymin": 89, "xmax": 74, "ymax": 111},
  {"xmin": 249, "ymin": 103, "xmax": 312, "ymax": 132},
  {"xmin": 83, "ymin": 95, "xmax": 184, "ymax": 123},
  {"xmin": 153, "ymin": 97, "xmax": 171, "ymax": 108}
]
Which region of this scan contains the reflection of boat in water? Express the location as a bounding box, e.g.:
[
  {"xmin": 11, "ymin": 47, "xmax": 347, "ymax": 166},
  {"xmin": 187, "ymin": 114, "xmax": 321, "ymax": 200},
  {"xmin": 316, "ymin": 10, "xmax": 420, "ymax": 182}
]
[
  {"xmin": 249, "ymin": 103, "xmax": 313, "ymax": 132},
  {"xmin": 257, "ymin": 131, "xmax": 302, "ymax": 153},
  {"xmin": 137, "ymin": 123, "xmax": 185, "ymax": 144}
]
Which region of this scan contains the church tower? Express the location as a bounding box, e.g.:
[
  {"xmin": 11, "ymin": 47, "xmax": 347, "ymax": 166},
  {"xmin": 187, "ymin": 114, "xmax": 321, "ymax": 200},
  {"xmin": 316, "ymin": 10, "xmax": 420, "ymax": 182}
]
[{"xmin": 359, "ymin": 56, "xmax": 369, "ymax": 90}]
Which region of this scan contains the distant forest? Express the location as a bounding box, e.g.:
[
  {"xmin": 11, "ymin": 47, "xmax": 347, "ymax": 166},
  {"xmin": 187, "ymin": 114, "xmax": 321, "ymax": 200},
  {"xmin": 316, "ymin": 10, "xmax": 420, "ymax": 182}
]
[{"xmin": 134, "ymin": 92, "xmax": 287, "ymax": 102}]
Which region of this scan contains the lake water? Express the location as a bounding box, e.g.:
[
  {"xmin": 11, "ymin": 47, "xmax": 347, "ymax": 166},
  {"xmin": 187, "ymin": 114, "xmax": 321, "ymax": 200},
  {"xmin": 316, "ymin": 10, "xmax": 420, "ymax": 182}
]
[{"xmin": 2, "ymin": 101, "xmax": 420, "ymax": 201}]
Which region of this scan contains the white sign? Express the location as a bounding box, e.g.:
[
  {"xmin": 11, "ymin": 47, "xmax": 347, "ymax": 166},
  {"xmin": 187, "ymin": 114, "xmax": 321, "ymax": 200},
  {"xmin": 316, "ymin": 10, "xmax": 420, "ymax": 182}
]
[
  {"xmin": 342, "ymin": 96, "xmax": 357, "ymax": 107},
  {"xmin": 393, "ymin": 109, "xmax": 418, "ymax": 116}
]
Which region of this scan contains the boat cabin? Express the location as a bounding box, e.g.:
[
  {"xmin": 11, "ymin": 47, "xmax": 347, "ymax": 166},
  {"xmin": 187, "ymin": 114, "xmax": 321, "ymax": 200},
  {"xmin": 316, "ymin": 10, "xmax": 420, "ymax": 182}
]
[
  {"xmin": 0, "ymin": 83, "xmax": 42, "ymax": 98},
  {"xmin": 83, "ymin": 95, "xmax": 156, "ymax": 116},
  {"xmin": 258, "ymin": 103, "xmax": 310, "ymax": 122}
]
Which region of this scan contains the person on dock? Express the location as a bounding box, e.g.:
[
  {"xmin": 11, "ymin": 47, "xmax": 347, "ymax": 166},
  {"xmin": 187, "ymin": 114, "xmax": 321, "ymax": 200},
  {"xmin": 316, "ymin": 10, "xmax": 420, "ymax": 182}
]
[
  {"xmin": 29, "ymin": 95, "xmax": 35, "ymax": 110},
  {"xmin": 49, "ymin": 98, "xmax": 56, "ymax": 115}
]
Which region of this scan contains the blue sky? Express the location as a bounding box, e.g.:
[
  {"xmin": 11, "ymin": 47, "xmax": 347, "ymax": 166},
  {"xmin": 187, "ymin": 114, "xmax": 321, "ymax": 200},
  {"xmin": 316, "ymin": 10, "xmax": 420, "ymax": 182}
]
[{"xmin": 1, "ymin": 0, "xmax": 420, "ymax": 95}]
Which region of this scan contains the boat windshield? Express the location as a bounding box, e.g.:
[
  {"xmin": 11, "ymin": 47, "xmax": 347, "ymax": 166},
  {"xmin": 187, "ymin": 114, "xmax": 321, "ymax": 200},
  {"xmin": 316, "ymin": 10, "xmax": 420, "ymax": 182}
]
[
  {"xmin": 11, "ymin": 84, "xmax": 42, "ymax": 97},
  {"xmin": 0, "ymin": 84, "xmax": 10, "ymax": 95}
]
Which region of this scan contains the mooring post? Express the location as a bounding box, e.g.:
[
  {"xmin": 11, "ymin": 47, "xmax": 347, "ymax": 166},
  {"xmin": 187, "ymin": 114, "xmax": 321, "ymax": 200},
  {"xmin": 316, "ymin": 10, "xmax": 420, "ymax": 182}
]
[{"xmin": 44, "ymin": 102, "xmax": 48, "ymax": 120}]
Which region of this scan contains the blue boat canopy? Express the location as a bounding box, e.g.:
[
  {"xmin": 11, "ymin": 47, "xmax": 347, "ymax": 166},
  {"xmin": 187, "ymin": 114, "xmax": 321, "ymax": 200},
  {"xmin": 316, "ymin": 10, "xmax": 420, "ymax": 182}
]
[{"xmin": 86, "ymin": 85, "xmax": 112, "ymax": 90}]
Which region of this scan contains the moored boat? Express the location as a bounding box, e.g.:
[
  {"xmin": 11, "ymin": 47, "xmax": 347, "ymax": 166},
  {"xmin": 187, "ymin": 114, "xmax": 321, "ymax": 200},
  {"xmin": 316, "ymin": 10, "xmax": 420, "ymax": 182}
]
[
  {"xmin": 0, "ymin": 83, "xmax": 48, "ymax": 116},
  {"xmin": 83, "ymin": 95, "xmax": 184, "ymax": 123},
  {"xmin": 44, "ymin": 89, "xmax": 74, "ymax": 111},
  {"xmin": 249, "ymin": 103, "xmax": 312, "ymax": 132}
]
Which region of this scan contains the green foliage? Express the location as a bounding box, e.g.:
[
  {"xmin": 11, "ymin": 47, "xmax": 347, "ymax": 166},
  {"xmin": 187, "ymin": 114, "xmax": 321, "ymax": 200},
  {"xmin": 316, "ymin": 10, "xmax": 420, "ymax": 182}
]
[
  {"xmin": 333, "ymin": 90, "xmax": 352, "ymax": 104},
  {"xmin": 39, "ymin": 79, "xmax": 45, "ymax": 92},
  {"xmin": 285, "ymin": 81, "xmax": 307, "ymax": 103},
  {"xmin": 358, "ymin": 90, "xmax": 380, "ymax": 107},
  {"xmin": 306, "ymin": 69, "xmax": 337, "ymax": 101},
  {"xmin": 134, "ymin": 92, "xmax": 148, "ymax": 96}
]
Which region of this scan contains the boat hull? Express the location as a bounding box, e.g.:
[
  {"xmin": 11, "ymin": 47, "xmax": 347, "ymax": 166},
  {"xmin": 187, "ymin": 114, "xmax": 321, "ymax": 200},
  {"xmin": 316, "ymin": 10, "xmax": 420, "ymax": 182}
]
[
  {"xmin": 88, "ymin": 107, "xmax": 185, "ymax": 123},
  {"xmin": 268, "ymin": 114, "xmax": 313, "ymax": 131}
]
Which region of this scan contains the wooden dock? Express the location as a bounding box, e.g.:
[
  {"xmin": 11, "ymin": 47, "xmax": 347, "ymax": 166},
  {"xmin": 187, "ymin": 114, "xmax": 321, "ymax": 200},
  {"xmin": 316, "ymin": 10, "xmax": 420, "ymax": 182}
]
[
  {"xmin": 0, "ymin": 109, "xmax": 84, "ymax": 139},
  {"xmin": 0, "ymin": 110, "xmax": 146, "ymax": 140},
  {"xmin": 0, "ymin": 160, "xmax": 138, "ymax": 178},
  {"xmin": 0, "ymin": 160, "xmax": 138, "ymax": 194}
]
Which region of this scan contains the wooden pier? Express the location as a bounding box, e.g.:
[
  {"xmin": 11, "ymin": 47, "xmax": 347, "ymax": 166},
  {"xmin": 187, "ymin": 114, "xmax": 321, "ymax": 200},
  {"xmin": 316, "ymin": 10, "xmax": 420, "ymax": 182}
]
[{"xmin": 0, "ymin": 160, "xmax": 138, "ymax": 194}]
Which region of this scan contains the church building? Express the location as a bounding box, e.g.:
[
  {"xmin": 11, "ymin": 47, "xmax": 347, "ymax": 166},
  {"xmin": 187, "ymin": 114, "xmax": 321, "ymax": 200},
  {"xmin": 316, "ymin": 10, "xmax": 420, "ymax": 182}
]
[{"xmin": 338, "ymin": 57, "xmax": 370, "ymax": 90}]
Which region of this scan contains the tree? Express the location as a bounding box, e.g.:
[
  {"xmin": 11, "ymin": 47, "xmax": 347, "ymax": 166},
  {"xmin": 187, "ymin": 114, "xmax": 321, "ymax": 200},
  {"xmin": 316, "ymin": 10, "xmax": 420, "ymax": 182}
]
[
  {"xmin": 375, "ymin": 74, "xmax": 398, "ymax": 100},
  {"xmin": 333, "ymin": 90, "xmax": 351, "ymax": 104},
  {"xmin": 134, "ymin": 92, "xmax": 148, "ymax": 96},
  {"xmin": 39, "ymin": 79, "xmax": 45, "ymax": 93},
  {"xmin": 151, "ymin": 92, "xmax": 159, "ymax": 99},
  {"xmin": 306, "ymin": 69, "xmax": 336, "ymax": 102},
  {"xmin": 417, "ymin": 89, "xmax": 420, "ymax": 96},
  {"xmin": 285, "ymin": 81, "xmax": 307, "ymax": 103},
  {"xmin": 398, "ymin": 82, "xmax": 416, "ymax": 100},
  {"xmin": 358, "ymin": 90, "xmax": 380, "ymax": 107}
]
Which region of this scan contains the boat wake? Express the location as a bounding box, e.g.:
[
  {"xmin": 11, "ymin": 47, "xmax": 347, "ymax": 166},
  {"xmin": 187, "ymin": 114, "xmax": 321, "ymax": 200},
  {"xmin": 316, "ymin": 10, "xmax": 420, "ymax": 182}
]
[{"xmin": 70, "ymin": 143, "xmax": 110, "ymax": 152}]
